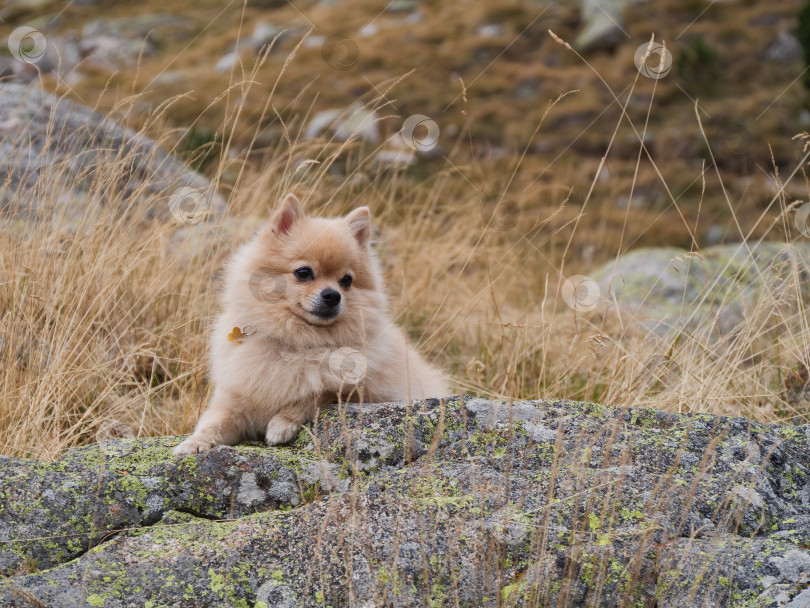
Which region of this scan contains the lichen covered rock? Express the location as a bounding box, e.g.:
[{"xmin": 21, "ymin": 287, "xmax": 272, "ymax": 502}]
[
  {"xmin": 0, "ymin": 437, "xmax": 337, "ymax": 576},
  {"xmin": 592, "ymin": 242, "xmax": 810, "ymax": 336},
  {"xmin": 0, "ymin": 83, "xmax": 224, "ymax": 233},
  {"xmin": 1, "ymin": 396, "xmax": 809, "ymax": 606}
]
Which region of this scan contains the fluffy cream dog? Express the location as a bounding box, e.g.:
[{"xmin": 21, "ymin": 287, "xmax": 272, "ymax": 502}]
[{"xmin": 174, "ymin": 193, "xmax": 449, "ymax": 455}]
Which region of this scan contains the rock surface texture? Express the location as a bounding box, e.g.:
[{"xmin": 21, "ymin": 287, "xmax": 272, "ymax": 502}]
[
  {"xmin": 592, "ymin": 242, "xmax": 810, "ymax": 336},
  {"xmin": 0, "ymin": 83, "xmax": 223, "ymax": 231},
  {"xmin": 1, "ymin": 396, "xmax": 809, "ymax": 607}
]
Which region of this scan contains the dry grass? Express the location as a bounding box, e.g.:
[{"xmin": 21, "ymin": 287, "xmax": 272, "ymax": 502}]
[
  {"xmin": 0, "ymin": 4, "xmax": 809, "ymax": 461},
  {"xmin": 0, "ymin": 86, "xmax": 808, "ymax": 463}
]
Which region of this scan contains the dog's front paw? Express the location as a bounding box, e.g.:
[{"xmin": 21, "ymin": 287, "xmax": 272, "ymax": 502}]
[
  {"xmin": 265, "ymin": 417, "xmax": 301, "ymax": 445},
  {"xmin": 173, "ymin": 435, "xmax": 218, "ymax": 456}
]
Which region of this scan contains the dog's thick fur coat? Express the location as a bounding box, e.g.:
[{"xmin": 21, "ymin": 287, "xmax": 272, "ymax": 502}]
[{"xmin": 174, "ymin": 194, "xmax": 449, "ymax": 455}]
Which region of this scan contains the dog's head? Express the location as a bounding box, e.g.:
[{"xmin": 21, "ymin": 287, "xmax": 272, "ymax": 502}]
[{"xmin": 245, "ymin": 193, "xmax": 379, "ymax": 327}]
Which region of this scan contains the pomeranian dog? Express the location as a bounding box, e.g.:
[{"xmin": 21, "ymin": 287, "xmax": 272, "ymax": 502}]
[{"xmin": 173, "ymin": 193, "xmax": 450, "ymax": 455}]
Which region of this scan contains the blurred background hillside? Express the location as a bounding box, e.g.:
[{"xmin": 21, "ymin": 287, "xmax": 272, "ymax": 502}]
[{"xmin": 3, "ymin": 0, "xmax": 809, "ymax": 251}]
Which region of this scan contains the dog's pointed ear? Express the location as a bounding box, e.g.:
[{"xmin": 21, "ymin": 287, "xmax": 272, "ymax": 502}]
[
  {"xmin": 345, "ymin": 207, "xmax": 370, "ymax": 247},
  {"xmin": 270, "ymin": 193, "xmax": 304, "ymax": 236}
]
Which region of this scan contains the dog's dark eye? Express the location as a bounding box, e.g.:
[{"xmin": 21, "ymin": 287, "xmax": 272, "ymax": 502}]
[
  {"xmin": 294, "ymin": 267, "xmax": 314, "ymax": 281},
  {"xmin": 339, "ymin": 274, "xmax": 353, "ymax": 288}
]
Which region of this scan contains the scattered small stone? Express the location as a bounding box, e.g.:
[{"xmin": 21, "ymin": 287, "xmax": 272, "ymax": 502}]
[
  {"xmin": 766, "ymin": 31, "xmax": 802, "ymax": 63},
  {"xmin": 4, "ymin": 396, "xmax": 805, "ymax": 605}
]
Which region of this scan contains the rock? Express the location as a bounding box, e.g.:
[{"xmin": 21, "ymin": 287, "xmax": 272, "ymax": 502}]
[
  {"xmin": 358, "ymin": 22, "xmax": 380, "ymax": 37},
  {"xmin": 784, "ymin": 588, "xmax": 810, "ymax": 608},
  {"xmin": 373, "ymin": 124, "xmax": 443, "ymax": 167},
  {"xmin": 373, "ymin": 132, "xmax": 418, "ymax": 167},
  {"xmin": 304, "ymin": 103, "xmax": 381, "ymax": 143},
  {"xmin": 1, "ymin": 32, "xmax": 82, "ymax": 80},
  {"xmin": 575, "ymin": 0, "xmax": 629, "ymax": 53},
  {"xmin": 476, "ymin": 24, "xmax": 503, "ymax": 38},
  {"xmin": 81, "ymin": 14, "xmax": 194, "ymax": 44},
  {"xmin": 769, "ymin": 550, "xmax": 810, "ymax": 583},
  {"xmin": 302, "ymin": 34, "xmax": 326, "ymax": 48},
  {"xmin": 256, "ymin": 579, "xmax": 301, "ymax": 608},
  {"xmin": 78, "ymin": 35, "xmax": 155, "ymax": 71},
  {"xmin": 40, "ymin": 35, "xmax": 83, "ymax": 76},
  {"xmin": 397, "ymin": 11, "xmax": 423, "ymax": 25},
  {"xmin": 0, "ymin": 83, "xmax": 223, "ymax": 233},
  {"xmin": 0, "ymin": 56, "xmax": 16, "ymax": 80},
  {"xmin": 1, "ymin": 395, "xmax": 810, "ymax": 606},
  {"xmin": 766, "ymin": 31, "xmax": 802, "ymax": 63},
  {"xmin": 150, "ymin": 69, "xmax": 187, "ymax": 86},
  {"xmin": 215, "ymin": 50, "xmax": 240, "ymax": 73},
  {"xmin": 250, "ymin": 21, "xmax": 285, "ymax": 51},
  {"xmin": 592, "ymin": 242, "xmax": 810, "ymax": 336},
  {"xmin": 0, "ymin": 437, "xmax": 328, "ymax": 575},
  {"xmin": 215, "ymin": 22, "xmax": 300, "ymax": 72}
]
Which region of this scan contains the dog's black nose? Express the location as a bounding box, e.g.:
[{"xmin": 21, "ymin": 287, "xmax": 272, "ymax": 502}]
[{"xmin": 320, "ymin": 288, "xmax": 341, "ymax": 308}]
